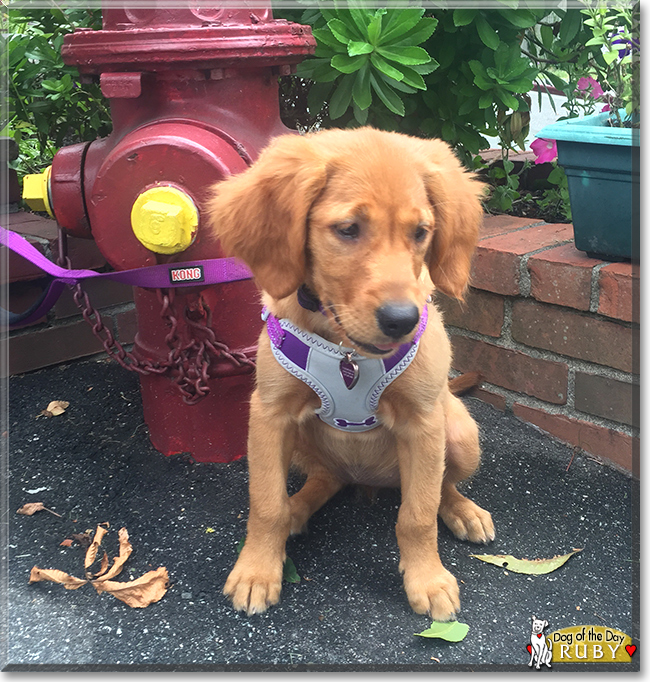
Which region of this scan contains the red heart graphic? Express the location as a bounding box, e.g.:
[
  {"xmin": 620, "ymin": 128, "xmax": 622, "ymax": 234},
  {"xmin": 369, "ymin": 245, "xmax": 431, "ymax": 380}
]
[
  {"xmin": 625, "ymin": 645, "xmax": 637, "ymax": 657},
  {"xmin": 537, "ymin": 633, "xmax": 543, "ymax": 638},
  {"xmin": 526, "ymin": 645, "xmax": 532, "ymax": 654}
]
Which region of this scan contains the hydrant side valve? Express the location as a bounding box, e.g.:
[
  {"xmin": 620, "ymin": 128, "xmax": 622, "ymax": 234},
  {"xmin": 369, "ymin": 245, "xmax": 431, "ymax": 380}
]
[
  {"xmin": 22, "ymin": 166, "xmax": 54, "ymax": 218},
  {"xmin": 131, "ymin": 186, "xmax": 199, "ymax": 255}
]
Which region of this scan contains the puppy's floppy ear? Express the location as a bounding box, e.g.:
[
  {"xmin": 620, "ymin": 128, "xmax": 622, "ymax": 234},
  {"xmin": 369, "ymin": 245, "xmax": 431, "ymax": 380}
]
[
  {"xmin": 417, "ymin": 139, "xmax": 485, "ymax": 300},
  {"xmin": 207, "ymin": 134, "xmax": 328, "ymax": 300}
]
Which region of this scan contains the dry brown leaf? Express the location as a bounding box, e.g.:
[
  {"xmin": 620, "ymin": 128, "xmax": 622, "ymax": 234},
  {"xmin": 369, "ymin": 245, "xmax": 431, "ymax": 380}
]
[
  {"xmin": 71, "ymin": 532, "xmax": 92, "ymax": 548},
  {"xmin": 45, "ymin": 400, "xmax": 69, "ymax": 417},
  {"xmin": 93, "ymin": 551, "xmax": 109, "ymax": 578},
  {"xmin": 16, "ymin": 502, "xmax": 62, "ymax": 518},
  {"xmin": 29, "ymin": 566, "xmax": 87, "ymax": 590},
  {"xmin": 17, "ymin": 502, "xmax": 45, "ymax": 515},
  {"xmin": 84, "ymin": 523, "xmax": 110, "ymax": 570},
  {"xmin": 29, "ymin": 524, "xmax": 168, "ymax": 609},
  {"xmin": 92, "ymin": 567, "xmax": 169, "ymax": 608},
  {"xmin": 59, "ymin": 538, "xmax": 73, "ymax": 548},
  {"xmin": 94, "ymin": 527, "xmax": 133, "ymax": 582}
]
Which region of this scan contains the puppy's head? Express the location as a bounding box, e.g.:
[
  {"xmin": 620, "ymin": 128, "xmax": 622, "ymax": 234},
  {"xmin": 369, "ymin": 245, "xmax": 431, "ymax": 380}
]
[{"xmin": 208, "ymin": 128, "xmax": 484, "ymax": 357}]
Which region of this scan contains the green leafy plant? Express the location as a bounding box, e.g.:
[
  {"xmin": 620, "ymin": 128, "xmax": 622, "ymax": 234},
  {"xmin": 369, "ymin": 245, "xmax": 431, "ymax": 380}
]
[
  {"xmin": 580, "ymin": 0, "xmax": 639, "ymax": 125},
  {"xmin": 2, "ymin": 7, "xmax": 111, "ymax": 177},
  {"xmin": 296, "ymin": 5, "xmax": 438, "ymax": 125},
  {"xmin": 536, "ymin": 164, "xmax": 572, "ymax": 222},
  {"xmin": 279, "ymin": 4, "xmax": 599, "ymax": 167},
  {"xmin": 484, "ymin": 157, "xmax": 524, "ymax": 214}
]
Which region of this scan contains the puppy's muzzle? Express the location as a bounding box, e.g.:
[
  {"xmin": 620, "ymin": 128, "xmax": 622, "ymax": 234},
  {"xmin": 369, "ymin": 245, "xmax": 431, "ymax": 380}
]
[{"xmin": 375, "ymin": 302, "xmax": 420, "ymax": 339}]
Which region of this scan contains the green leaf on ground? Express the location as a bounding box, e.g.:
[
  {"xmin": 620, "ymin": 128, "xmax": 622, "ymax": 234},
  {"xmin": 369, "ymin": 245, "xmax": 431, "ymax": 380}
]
[
  {"xmin": 415, "ymin": 620, "xmax": 469, "ymax": 641},
  {"xmin": 470, "ymin": 548, "xmax": 583, "ymax": 574},
  {"xmin": 283, "ymin": 557, "xmax": 301, "ymax": 583}
]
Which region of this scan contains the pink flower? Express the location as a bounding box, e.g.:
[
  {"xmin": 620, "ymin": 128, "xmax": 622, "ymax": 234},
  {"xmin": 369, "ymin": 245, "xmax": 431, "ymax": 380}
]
[
  {"xmin": 601, "ymin": 103, "xmax": 611, "ymax": 112},
  {"xmin": 530, "ymin": 138, "xmax": 557, "ymax": 164},
  {"xmin": 576, "ymin": 76, "xmax": 604, "ymax": 99}
]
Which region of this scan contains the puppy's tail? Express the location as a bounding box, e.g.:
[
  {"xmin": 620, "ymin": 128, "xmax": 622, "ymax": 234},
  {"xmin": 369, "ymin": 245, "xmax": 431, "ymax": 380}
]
[{"xmin": 448, "ymin": 372, "xmax": 482, "ymax": 396}]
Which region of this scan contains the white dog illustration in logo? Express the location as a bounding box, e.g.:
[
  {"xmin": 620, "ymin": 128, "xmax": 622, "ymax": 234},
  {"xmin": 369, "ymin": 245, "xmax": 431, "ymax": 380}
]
[{"xmin": 528, "ymin": 616, "xmax": 552, "ymax": 669}]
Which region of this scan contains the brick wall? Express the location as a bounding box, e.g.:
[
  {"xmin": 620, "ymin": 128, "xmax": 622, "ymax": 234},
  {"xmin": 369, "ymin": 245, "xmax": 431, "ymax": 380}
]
[
  {"xmin": 438, "ymin": 215, "xmax": 639, "ymax": 476},
  {"xmin": 2, "ymin": 211, "xmax": 639, "ymax": 475},
  {"xmin": 1, "ymin": 211, "xmax": 137, "ymax": 376}
]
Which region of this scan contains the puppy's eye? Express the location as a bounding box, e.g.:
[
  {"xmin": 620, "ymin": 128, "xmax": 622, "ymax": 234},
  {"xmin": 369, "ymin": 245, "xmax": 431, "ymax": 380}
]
[
  {"xmin": 336, "ymin": 223, "xmax": 361, "ymax": 240},
  {"xmin": 414, "ymin": 224, "xmax": 430, "ymax": 243}
]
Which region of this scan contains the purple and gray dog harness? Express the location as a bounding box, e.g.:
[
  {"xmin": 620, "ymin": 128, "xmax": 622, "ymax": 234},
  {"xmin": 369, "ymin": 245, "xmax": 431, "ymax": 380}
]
[{"xmin": 262, "ymin": 304, "xmax": 428, "ymax": 433}]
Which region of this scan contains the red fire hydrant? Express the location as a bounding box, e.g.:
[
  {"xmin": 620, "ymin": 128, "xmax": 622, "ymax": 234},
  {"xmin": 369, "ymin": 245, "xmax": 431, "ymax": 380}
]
[{"xmin": 22, "ymin": 5, "xmax": 315, "ymax": 462}]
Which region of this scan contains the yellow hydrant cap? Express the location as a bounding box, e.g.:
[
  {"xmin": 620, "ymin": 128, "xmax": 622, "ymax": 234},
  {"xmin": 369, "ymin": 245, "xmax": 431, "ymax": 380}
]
[
  {"xmin": 131, "ymin": 186, "xmax": 198, "ymax": 254},
  {"xmin": 22, "ymin": 166, "xmax": 53, "ymax": 217}
]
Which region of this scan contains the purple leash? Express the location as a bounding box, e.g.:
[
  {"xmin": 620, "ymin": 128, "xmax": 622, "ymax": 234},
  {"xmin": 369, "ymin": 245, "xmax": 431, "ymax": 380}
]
[{"xmin": 0, "ymin": 225, "xmax": 253, "ymax": 328}]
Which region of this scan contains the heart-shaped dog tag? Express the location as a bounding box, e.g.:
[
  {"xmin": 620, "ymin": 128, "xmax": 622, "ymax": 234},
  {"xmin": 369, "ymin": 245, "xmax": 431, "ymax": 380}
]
[{"xmin": 340, "ymin": 352, "xmax": 359, "ymax": 390}]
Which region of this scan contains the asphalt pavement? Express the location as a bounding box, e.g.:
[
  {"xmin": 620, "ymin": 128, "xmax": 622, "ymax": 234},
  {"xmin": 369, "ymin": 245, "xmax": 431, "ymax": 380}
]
[{"xmin": 2, "ymin": 356, "xmax": 639, "ymax": 671}]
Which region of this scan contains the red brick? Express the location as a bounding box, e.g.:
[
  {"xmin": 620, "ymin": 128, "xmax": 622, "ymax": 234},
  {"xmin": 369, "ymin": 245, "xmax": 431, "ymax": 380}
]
[
  {"xmin": 450, "ymin": 335, "xmax": 568, "ymax": 404},
  {"xmin": 469, "ymin": 386, "xmax": 507, "ymax": 411},
  {"xmin": 512, "ymin": 403, "xmax": 637, "ymax": 474},
  {"xmin": 436, "ymin": 288, "xmax": 504, "ymax": 337},
  {"xmin": 598, "ymin": 262, "xmax": 639, "ymax": 323},
  {"xmin": 511, "ymin": 299, "xmax": 636, "ymax": 373},
  {"xmin": 115, "ymin": 307, "xmax": 138, "ymax": 344},
  {"xmin": 5, "ymin": 319, "xmax": 113, "ymax": 376},
  {"xmin": 480, "ymin": 214, "xmax": 540, "ymax": 239},
  {"xmin": 472, "ymin": 223, "xmax": 574, "ymax": 295},
  {"xmin": 55, "ymin": 279, "xmax": 134, "ymax": 319},
  {"xmin": 470, "ymin": 247, "xmax": 521, "ymax": 296},
  {"xmin": 574, "ymin": 372, "xmax": 638, "ymax": 428},
  {"xmin": 528, "ymin": 243, "xmax": 602, "ymax": 311}
]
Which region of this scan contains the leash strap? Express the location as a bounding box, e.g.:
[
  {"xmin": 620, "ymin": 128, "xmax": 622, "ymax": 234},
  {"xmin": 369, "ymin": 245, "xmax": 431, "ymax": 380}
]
[{"xmin": 0, "ymin": 224, "xmax": 253, "ymax": 328}]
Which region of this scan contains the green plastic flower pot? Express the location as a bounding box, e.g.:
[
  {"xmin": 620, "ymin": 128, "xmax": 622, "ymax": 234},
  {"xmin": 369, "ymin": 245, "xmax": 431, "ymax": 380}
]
[{"xmin": 537, "ymin": 110, "xmax": 639, "ymax": 261}]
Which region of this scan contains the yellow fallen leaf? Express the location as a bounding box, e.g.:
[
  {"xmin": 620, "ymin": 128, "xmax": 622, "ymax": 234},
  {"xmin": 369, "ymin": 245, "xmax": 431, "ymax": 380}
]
[
  {"xmin": 471, "ymin": 549, "xmax": 583, "ymax": 575},
  {"xmin": 94, "ymin": 527, "xmax": 133, "ymax": 582},
  {"xmin": 93, "ymin": 567, "xmax": 169, "ymax": 608},
  {"xmin": 29, "ymin": 567, "xmax": 87, "ymax": 590}
]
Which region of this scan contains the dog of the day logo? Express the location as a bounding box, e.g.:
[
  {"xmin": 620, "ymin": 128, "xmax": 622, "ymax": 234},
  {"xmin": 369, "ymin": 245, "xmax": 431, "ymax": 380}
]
[
  {"xmin": 548, "ymin": 624, "xmax": 635, "ymax": 663},
  {"xmin": 526, "ymin": 616, "xmax": 636, "ymax": 666},
  {"xmin": 168, "ymin": 265, "xmax": 204, "ymax": 285}
]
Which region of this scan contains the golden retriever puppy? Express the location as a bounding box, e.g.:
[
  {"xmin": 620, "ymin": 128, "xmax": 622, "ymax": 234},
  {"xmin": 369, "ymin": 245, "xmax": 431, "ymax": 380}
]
[{"xmin": 208, "ymin": 127, "xmax": 494, "ymax": 620}]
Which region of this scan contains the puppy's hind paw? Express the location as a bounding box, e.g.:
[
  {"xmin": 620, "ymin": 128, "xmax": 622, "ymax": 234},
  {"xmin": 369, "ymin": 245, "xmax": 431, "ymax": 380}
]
[{"xmin": 440, "ymin": 496, "xmax": 495, "ymax": 544}]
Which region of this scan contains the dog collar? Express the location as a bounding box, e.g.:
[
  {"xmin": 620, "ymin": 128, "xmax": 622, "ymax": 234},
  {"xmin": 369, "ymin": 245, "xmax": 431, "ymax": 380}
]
[{"xmin": 262, "ymin": 304, "xmax": 428, "ymax": 432}]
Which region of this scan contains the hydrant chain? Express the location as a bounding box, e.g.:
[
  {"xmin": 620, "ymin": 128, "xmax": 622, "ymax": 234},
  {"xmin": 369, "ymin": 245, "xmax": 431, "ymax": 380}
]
[{"xmin": 63, "ymin": 240, "xmax": 256, "ymax": 403}]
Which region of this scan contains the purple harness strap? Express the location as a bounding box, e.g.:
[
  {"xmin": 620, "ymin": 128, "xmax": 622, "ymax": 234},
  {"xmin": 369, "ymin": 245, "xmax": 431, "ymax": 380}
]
[
  {"xmin": 0, "ymin": 225, "xmax": 252, "ymax": 328},
  {"xmin": 263, "ymin": 304, "xmax": 429, "ymax": 432},
  {"xmin": 265, "ymin": 303, "xmax": 428, "ymax": 359}
]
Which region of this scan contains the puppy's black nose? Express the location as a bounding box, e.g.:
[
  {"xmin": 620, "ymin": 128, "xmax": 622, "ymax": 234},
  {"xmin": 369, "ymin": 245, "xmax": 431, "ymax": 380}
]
[{"xmin": 376, "ymin": 302, "xmax": 420, "ymax": 339}]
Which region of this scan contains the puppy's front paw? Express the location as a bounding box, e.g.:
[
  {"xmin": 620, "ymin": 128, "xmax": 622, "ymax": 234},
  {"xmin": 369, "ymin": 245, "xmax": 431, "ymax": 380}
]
[
  {"xmin": 440, "ymin": 496, "xmax": 495, "ymax": 544},
  {"xmin": 223, "ymin": 556, "xmax": 283, "ymax": 615},
  {"xmin": 402, "ymin": 565, "xmax": 460, "ymax": 621}
]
